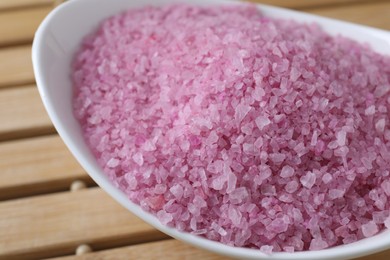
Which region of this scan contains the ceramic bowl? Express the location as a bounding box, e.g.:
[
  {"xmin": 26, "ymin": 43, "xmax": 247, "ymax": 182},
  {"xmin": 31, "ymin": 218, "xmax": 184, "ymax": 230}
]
[{"xmin": 32, "ymin": 0, "xmax": 390, "ymax": 259}]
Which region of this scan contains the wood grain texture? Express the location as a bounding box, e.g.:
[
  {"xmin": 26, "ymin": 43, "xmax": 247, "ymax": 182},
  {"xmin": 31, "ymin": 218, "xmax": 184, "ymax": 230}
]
[
  {"xmin": 309, "ymin": 1, "xmax": 390, "ymax": 30},
  {"xmin": 0, "ymin": 135, "xmax": 92, "ymax": 200},
  {"xmin": 48, "ymin": 238, "xmax": 390, "ymax": 260},
  {"xmin": 0, "ymin": 6, "xmax": 51, "ymax": 47},
  {"xmin": 49, "ymin": 240, "xmax": 230, "ymax": 260},
  {"xmin": 0, "ymin": 85, "xmax": 54, "ymax": 141},
  {"xmin": 0, "ymin": 46, "xmax": 33, "ymax": 88},
  {"xmin": 0, "ymin": 188, "xmax": 167, "ymax": 260},
  {"xmin": 0, "ymin": 0, "xmax": 53, "ymax": 11},
  {"xmin": 354, "ymin": 250, "xmax": 390, "ymax": 260}
]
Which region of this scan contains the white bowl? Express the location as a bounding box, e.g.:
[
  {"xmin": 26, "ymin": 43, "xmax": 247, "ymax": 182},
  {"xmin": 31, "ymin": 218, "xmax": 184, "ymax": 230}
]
[{"xmin": 32, "ymin": 0, "xmax": 390, "ymax": 259}]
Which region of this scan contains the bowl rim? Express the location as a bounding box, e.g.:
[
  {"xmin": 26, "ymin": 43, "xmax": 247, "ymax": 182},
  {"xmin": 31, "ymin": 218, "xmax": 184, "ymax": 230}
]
[{"xmin": 32, "ymin": 0, "xmax": 390, "ymax": 259}]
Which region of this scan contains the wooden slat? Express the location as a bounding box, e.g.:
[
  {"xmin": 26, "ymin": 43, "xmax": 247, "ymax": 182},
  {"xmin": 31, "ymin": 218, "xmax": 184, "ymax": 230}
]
[
  {"xmin": 0, "ymin": 0, "xmax": 53, "ymax": 11},
  {"xmin": 0, "ymin": 135, "xmax": 92, "ymax": 200},
  {"xmin": 355, "ymin": 251, "xmax": 390, "ymax": 260},
  {"xmin": 0, "ymin": 6, "xmax": 52, "ymax": 47},
  {"xmin": 50, "ymin": 240, "xmax": 229, "ymax": 260},
  {"xmin": 49, "ymin": 238, "xmax": 390, "ymax": 260},
  {"xmin": 0, "ymin": 188, "xmax": 167, "ymax": 260},
  {"xmin": 0, "ymin": 85, "xmax": 54, "ymax": 140},
  {"xmin": 0, "ymin": 46, "xmax": 33, "ymax": 88},
  {"xmin": 251, "ymin": 0, "xmax": 379, "ymax": 9},
  {"xmin": 309, "ymin": 1, "xmax": 390, "ymax": 30}
]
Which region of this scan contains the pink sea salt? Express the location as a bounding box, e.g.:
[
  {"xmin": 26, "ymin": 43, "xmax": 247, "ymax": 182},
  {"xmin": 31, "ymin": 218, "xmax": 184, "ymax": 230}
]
[
  {"xmin": 361, "ymin": 221, "xmax": 379, "ymax": 238},
  {"xmin": 280, "ymin": 165, "xmax": 295, "ymax": 178},
  {"xmin": 73, "ymin": 4, "xmax": 390, "ymax": 253}
]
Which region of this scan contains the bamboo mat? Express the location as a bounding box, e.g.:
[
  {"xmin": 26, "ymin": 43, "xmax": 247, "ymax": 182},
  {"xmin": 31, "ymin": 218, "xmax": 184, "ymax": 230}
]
[{"xmin": 0, "ymin": 0, "xmax": 389, "ymax": 259}]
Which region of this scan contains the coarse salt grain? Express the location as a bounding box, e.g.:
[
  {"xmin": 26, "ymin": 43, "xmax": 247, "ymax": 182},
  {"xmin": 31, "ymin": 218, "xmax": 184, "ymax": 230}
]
[
  {"xmin": 280, "ymin": 165, "xmax": 295, "ymax": 178},
  {"xmin": 376, "ymin": 119, "xmax": 386, "ymax": 132},
  {"xmin": 300, "ymin": 171, "xmax": 316, "ymax": 189},
  {"xmin": 385, "ymin": 216, "xmax": 390, "ymax": 229},
  {"xmin": 255, "ymin": 116, "xmax": 271, "ymax": 130},
  {"xmin": 309, "ymin": 238, "xmax": 329, "ymax": 250},
  {"xmin": 73, "ymin": 4, "xmax": 390, "ymax": 253},
  {"xmin": 361, "ymin": 221, "xmax": 379, "ymax": 237},
  {"xmin": 365, "ymin": 105, "xmax": 376, "ymax": 116}
]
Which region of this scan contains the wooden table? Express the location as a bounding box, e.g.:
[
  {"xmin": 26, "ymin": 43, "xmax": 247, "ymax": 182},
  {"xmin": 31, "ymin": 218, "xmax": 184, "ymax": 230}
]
[{"xmin": 0, "ymin": 0, "xmax": 389, "ymax": 259}]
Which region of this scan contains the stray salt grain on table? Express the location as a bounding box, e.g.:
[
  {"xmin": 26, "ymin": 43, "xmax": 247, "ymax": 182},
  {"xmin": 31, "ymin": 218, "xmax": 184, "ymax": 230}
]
[{"xmin": 73, "ymin": 3, "xmax": 390, "ymax": 253}]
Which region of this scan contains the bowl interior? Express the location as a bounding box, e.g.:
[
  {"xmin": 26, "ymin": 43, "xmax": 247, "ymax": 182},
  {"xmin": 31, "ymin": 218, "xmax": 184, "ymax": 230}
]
[{"xmin": 32, "ymin": 0, "xmax": 390, "ymax": 259}]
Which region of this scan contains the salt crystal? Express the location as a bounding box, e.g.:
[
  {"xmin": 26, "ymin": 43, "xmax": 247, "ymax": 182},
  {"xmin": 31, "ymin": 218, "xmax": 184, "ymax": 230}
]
[
  {"xmin": 290, "ymin": 67, "xmax": 301, "ymax": 81},
  {"xmin": 322, "ymin": 173, "xmax": 333, "ymax": 184},
  {"xmin": 300, "ymin": 171, "xmax": 316, "ymax": 188},
  {"xmin": 255, "ymin": 116, "xmax": 271, "ymax": 130},
  {"xmin": 280, "ymin": 165, "xmax": 295, "ymax": 178},
  {"xmin": 329, "ymin": 189, "xmax": 345, "ymax": 199},
  {"xmin": 229, "ymin": 187, "xmax": 249, "ymax": 203},
  {"xmin": 180, "ymin": 140, "xmax": 190, "ymax": 152},
  {"xmin": 285, "ymin": 180, "xmax": 299, "ymax": 193},
  {"xmin": 273, "ymin": 114, "xmax": 285, "ymax": 123},
  {"xmin": 190, "ymin": 218, "xmax": 197, "ymax": 231},
  {"xmin": 283, "ymin": 246, "xmax": 295, "ymax": 253},
  {"xmin": 309, "ymin": 238, "xmax": 328, "ymax": 250},
  {"xmin": 294, "ymin": 142, "xmax": 307, "ymax": 157},
  {"xmin": 243, "ymin": 143, "xmax": 254, "ymax": 155},
  {"xmin": 254, "ymin": 137, "xmax": 264, "ymax": 148},
  {"xmin": 365, "ymin": 105, "xmax": 376, "ymax": 116},
  {"xmin": 279, "ymin": 193, "xmax": 294, "ymax": 203},
  {"xmin": 269, "ymin": 153, "xmax": 286, "ymax": 164},
  {"xmin": 267, "ymin": 217, "xmax": 289, "ymax": 233},
  {"xmin": 193, "ymin": 195, "xmax": 207, "ymax": 208},
  {"xmin": 260, "ymin": 245, "xmax": 273, "ymax": 254},
  {"xmin": 211, "ymin": 175, "xmax": 226, "ymax": 191},
  {"xmin": 169, "ymin": 184, "xmax": 184, "ymax": 199},
  {"xmin": 374, "ymin": 85, "xmax": 390, "ymax": 98},
  {"xmin": 373, "ymin": 211, "xmax": 389, "ymax": 223},
  {"xmin": 361, "ymin": 157, "xmax": 373, "ymax": 170},
  {"xmin": 107, "ymin": 158, "xmax": 119, "ymax": 168},
  {"xmin": 343, "ymin": 235, "xmax": 357, "ymax": 245},
  {"xmin": 142, "ymin": 139, "xmax": 156, "ymax": 151},
  {"xmin": 385, "ymin": 216, "xmax": 390, "ymax": 229},
  {"xmin": 311, "ymin": 130, "xmax": 318, "ymax": 146},
  {"xmin": 132, "ymin": 152, "xmax": 144, "ymax": 166},
  {"xmin": 261, "ymin": 184, "xmax": 276, "ymax": 196},
  {"xmin": 252, "ymin": 88, "xmax": 265, "ymax": 101},
  {"xmin": 255, "ymin": 165, "xmax": 272, "ymax": 185},
  {"xmin": 336, "ymin": 130, "xmax": 347, "ymax": 146},
  {"xmin": 226, "ymin": 169, "xmax": 237, "ymax": 194},
  {"xmin": 334, "ymin": 146, "xmax": 349, "ymax": 158},
  {"xmin": 292, "ymin": 208, "xmax": 303, "ymax": 222},
  {"xmin": 327, "ymin": 141, "xmax": 338, "ymax": 149},
  {"xmin": 235, "ymin": 103, "xmax": 252, "ymax": 123},
  {"xmin": 211, "ymin": 222, "xmax": 227, "ymax": 236},
  {"xmin": 385, "ymin": 130, "xmax": 390, "ymax": 141},
  {"xmin": 381, "ymin": 180, "xmax": 390, "ymax": 196},
  {"xmin": 157, "ymin": 210, "xmax": 173, "ymax": 225},
  {"xmin": 206, "ymin": 131, "xmax": 219, "ymax": 145},
  {"xmin": 361, "ymin": 221, "xmax": 379, "ymax": 237},
  {"xmin": 154, "ymin": 184, "xmax": 167, "ymax": 194},
  {"xmin": 376, "ymin": 119, "xmax": 386, "ymax": 132},
  {"xmin": 228, "ymin": 207, "xmax": 242, "ymax": 226}
]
